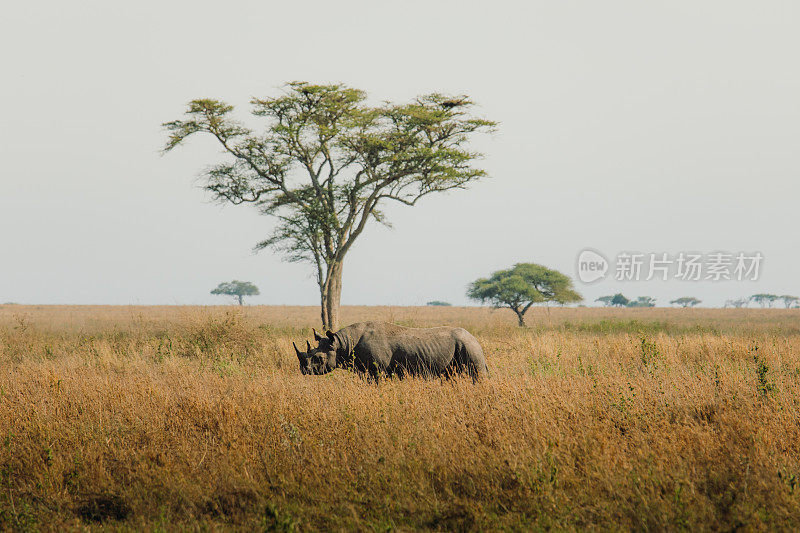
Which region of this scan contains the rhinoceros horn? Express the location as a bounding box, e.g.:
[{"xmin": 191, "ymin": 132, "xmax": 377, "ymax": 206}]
[{"xmin": 293, "ymin": 342, "xmax": 303, "ymax": 362}]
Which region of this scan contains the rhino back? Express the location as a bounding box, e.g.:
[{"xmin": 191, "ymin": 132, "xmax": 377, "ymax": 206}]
[{"xmin": 355, "ymin": 323, "xmax": 464, "ymax": 371}]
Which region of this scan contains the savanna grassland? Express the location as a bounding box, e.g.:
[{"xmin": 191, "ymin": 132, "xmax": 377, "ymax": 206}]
[{"xmin": 1, "ymin": 305, "xmax": 799, "ymax": 531}]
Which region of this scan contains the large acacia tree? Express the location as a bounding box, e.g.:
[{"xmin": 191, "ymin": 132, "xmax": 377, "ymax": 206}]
[{"xmin": 164, "ymin": 82, "xmax": 495, "ymax": 329}]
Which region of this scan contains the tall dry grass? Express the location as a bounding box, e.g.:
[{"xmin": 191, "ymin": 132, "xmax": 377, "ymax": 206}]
[{"xmin": 1, "ymin": 305, "xmax": 799, "ymax": 530}]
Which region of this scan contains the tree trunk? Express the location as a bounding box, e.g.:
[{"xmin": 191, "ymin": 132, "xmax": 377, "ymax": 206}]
[
  {"xmin": 514, "ymin": 308, "xmax": 526, "ymax": 327},
  {"xmin": 327, "ymin": 262, "xmax": 343, "ymax": 330},
  {"xmin": 237, "ymin": 294, "xmax": 243, "ymax": 306},
  {"xmin": 320, "ymin": 261, "xmax": 344, "ymax": 330},
  {"xmin": 319, "ymin": 286, "xmax": 328, "ymax": 329}
]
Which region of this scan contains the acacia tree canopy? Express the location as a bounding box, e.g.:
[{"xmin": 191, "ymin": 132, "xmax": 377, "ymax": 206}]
[
  {"xmin": 595, "ymin": 296, "xmax": 615, "ymax": 307},
  {"xmin": 611, "ymin": 293, "xmax": 630, "ymax": 307},
  {"xmin": 211, "ymin": 280, "xmax": 260, "ymax": 306},
  {"xmin": 670, "ymin": 297, "xmax": 701, "ymax": 308},
  {"xmin": 725, "ymin": 298, "xmax": 749, "ymax": 308},
  {"xmin": 467, "ymin": 263, "xmax": 582, "ymax": 326},
  {"xmin": 628, "ymin": 296, "xmax": 656, "ymax": 307},
  {"xmin": 779, "ymin": 295, "xmax": 799, "ymax": 308},
  {"xmin": 750, "ymin": 293, "xmax": 779, "ymax": 308},
  {"xmin": 164, "ymin": 82, "xmax": 495, "ymax": 329}
]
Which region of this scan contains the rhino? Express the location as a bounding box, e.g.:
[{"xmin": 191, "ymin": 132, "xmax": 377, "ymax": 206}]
[{"xmin": 293, "ymin": 321, "xmax": 488, "ymax": 380}]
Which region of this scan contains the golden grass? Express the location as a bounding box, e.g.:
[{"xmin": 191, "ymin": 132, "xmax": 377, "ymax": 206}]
[{"xmin": 1, "ymin": 305, "xmax": 799, "ymax": 531}]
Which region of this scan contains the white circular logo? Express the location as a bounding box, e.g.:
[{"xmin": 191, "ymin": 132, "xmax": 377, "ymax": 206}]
[{"xmin": 576, "ymin": 249, "xmax": 609, "ymax": 283}]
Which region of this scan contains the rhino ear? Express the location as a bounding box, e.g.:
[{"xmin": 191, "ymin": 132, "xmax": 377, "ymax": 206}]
[
  {"xmin": 312, "ymin": 328, "xmax": 322, "ymax": 342},
  {"xmin": 326, "ymin": 330, "xmax": 335, "ymax": 340},
  {"xmin": 306, "ymin": 340, "xmax": 312, "ymax": 352}
]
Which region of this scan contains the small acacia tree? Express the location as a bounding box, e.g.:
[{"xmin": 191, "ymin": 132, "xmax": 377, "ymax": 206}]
[
  {"xmin": 164, "ymin": 82, "xmax": 495, "ymax": 329},
  {"xmin": 725, "ymin": 298, "xmax": 749, "ymax": 308},
  {"xmin": 211, "ymin": 280, "xmax": 260, "ymax": 306},
  {"xmin": 671, "ymin": 297, "xmax": 701, "ymax": 308},
  {"xmin": 467, "ymin": 263, "xmax": 582, "ymax": 326},
  {"xmin": 779, "ymin": 295, "xmax": 799, "ymax": 308},
  {"xmin": 750, "ymin": 294, "xmax": 778, "ymax": 308},
  {"xmin": 595, "ymin": 296, "xmax": 615, "ymax": 307},
  {"xmin": 611, "ymin": 293, "xmax": 630, "ymax": 307},
  {"xmin": 628, "ymin": 296, "xmax": 656, "ymax": 308}
]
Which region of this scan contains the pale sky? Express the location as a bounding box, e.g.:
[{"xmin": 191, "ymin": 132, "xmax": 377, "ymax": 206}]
[{"xmin": 1, "ymin": 1, "xmax": 798, "ymax": 307}]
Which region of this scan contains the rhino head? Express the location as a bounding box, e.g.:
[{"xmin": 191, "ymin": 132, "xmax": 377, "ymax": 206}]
[{"xmin": 293, "ymin": 328, "xmax": 338, "ymax": 375}]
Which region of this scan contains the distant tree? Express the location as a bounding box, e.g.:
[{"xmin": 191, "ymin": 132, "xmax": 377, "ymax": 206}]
[
  {"xmin": 595, "ymin": 296, "xmax": 615, "ymax": 307},
  {"xmin": 671, "ymin": 297, "xmax": 701, "ymax": 308},
  {"xmin": 211, "ymin": 280, "xmax": 260, "ymax": 306},
  {"xmin": 778, "ymin": 295, "xmax": 799, "ymax": 308},
  {"xmin": 164, "ymin": 82, "xmax": 495, "ymax": 329},
  {"xmin": 750, "ymin": 293, "xmax": 779, "ymax": 308},
  {"xmin": 725, "ymin": 298, "xmax": 749, "ymax": 308},
  {"xmin": 426, "ymin": 301, "xmax": 452, "ymax": 306},
  {"xmin": 627, "ymin": 296, "xmax": 656, "ymax": 308},
  {"xmin": 467, "ymin": 263, "xmax": 582, "ymax": 326},
  {"xmin": 611, "ymin": 293, "xmax": 630, "ymax": 307}
]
